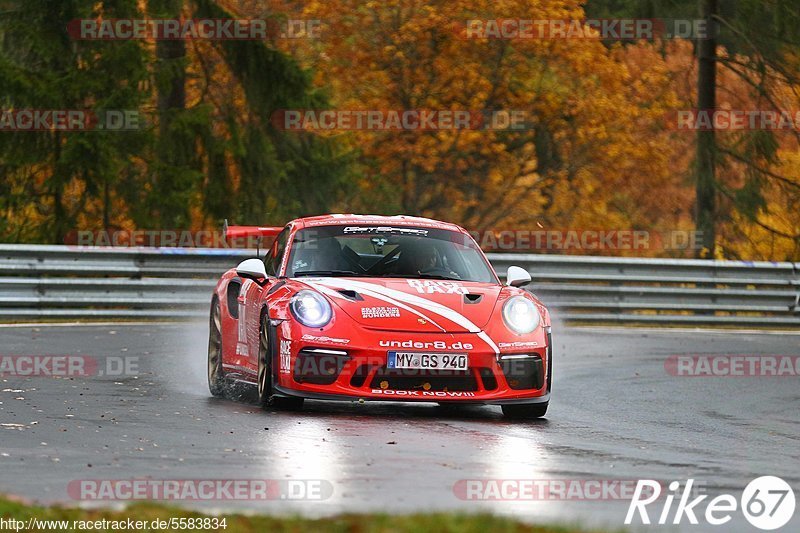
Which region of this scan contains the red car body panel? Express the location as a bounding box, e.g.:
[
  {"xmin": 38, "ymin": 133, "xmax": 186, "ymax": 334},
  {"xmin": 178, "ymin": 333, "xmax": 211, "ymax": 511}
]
[{"xmin": 212, "ymin": 214, "xmax": 551, "ymax": 405}]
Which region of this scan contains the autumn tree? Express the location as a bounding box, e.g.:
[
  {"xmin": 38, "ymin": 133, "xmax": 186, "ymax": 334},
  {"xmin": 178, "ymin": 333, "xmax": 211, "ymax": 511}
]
[
  {"xmin": 294, "ymin": 1, "xmax": 682, "ymax": 249},
  {"xmin": 587, "ymin": 0, "xmax": 800, "ymax": 258},
  {"xmin": 0, "ymin": 0, "xmax": 354, "ymax": 242},
  {"xmin": 0, "ymin": 0, "xmax": 150, "ymax": 242}
]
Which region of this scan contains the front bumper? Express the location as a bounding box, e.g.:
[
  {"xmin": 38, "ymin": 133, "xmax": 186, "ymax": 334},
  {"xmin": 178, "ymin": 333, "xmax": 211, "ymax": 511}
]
[{"xmin": 272, "ymin": 322, "xmax": 551, "ymax": 404}]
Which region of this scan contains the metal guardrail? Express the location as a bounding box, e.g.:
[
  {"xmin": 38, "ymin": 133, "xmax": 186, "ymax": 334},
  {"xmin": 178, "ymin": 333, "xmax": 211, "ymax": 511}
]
[
  {"xmin": 0, "ymin": 244, "xmax": 798, "ymax": 326},
  {"xmin": 491, "ymin": 254, "xmax": 800, "ymax": 327}
]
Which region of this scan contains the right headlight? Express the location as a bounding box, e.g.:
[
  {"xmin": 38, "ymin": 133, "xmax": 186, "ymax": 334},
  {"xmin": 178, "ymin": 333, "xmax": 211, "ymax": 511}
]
[
  {"xmin": 290, "ymin": 290, "xmax": 333, "ymax": 328},
  {"xmin": 502, "ymin": 296, "xmax": 540, "ymax": 335}
]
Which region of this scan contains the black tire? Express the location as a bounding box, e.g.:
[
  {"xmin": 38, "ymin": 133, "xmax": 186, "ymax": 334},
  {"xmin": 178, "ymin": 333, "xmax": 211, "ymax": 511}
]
[
  {"xmin": 502, "ymin": 402, "xmax": 548, "ymax": 419},
  {"xmin": 257, "ymin": 318, "xmax": 273, "ymax": 409},
  {"xmin": 207, "ymin": 299, "xmax": 226, "ymax": 397},
  {"xmin": 546, "ymin": 329, "xmax": 553, "ymax": 393},
  {"xmin": 257, "ymin": 315, "xmax": 304, "ymax": 411}
]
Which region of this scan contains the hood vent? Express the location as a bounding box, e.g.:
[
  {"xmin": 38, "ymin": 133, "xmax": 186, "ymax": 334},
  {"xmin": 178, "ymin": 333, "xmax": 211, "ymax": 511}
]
[
  {"xmin": 337, "ymin": 289, "xmax": 363, "ymax": 301},
  {"xmin": 464, "ymin": 293, "xmax": 483, "ymax": 304}
]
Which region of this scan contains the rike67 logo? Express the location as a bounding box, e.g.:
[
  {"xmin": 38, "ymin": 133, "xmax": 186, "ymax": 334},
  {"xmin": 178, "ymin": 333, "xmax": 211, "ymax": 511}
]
[{"xmin": 626, "ymin": 477, "xmax": 796, "ymax": 530}]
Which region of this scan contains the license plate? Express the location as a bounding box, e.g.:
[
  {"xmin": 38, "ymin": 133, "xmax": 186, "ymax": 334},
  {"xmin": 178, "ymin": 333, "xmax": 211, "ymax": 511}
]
[{"xmin": 387, "ymin": 351, "xmax": 468, "ymax": 371}]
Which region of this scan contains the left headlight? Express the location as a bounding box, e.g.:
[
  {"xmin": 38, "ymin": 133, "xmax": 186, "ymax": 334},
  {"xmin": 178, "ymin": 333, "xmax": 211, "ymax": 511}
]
[
  {"xmin": 290, "ymin": 290, "xmax": 333, "ymax": 328},
  {"xmin": 502, "ymin": 296, "xmax": 540, "ymax": 334}
]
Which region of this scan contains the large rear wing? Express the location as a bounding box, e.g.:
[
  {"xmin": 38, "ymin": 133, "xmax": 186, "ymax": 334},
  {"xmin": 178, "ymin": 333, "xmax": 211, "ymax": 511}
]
[
  {"xmin": 223, "ymin": 219, "xmax": 283, "ymax": 240},
  {"xmin": 223, "ymin": 220, "xmax": 283, "ymax": 255}
]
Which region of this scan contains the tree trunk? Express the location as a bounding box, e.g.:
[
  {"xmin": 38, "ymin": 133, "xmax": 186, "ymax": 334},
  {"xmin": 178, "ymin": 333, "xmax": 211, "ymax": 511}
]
[
  {"xmin": 152, "ymin": 0, "xmax": 189, "ymax": 228},
  {"xmin": 695, "ymin": 0, "xmax": 717, "ymax": 257},
  {"xmin": 52, "ymin": 132, "xmax": 66, "ymax": 243},
  {"xmin": 156, "ymin": 40, "xmax": 186, "ymax": 133}
]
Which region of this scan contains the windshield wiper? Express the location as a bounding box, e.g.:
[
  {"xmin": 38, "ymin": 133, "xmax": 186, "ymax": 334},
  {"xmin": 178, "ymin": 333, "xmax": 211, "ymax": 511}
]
[
  {"xmin": 382, "ymin": 273, "xmax": 463, "ymax": 281},
  {"xmin": 415, "ymin": 273, "xmax": 462, "ymax": 281},
  {"xmin": 292, "ymin": 270, "xmax": 366, "ymax": 277}
]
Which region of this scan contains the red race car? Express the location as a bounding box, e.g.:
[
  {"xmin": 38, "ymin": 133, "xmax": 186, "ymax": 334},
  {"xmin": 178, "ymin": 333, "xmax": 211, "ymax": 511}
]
[{"xmin": 207, "ymin": 214, "xmax": 552, "ymax": 418}]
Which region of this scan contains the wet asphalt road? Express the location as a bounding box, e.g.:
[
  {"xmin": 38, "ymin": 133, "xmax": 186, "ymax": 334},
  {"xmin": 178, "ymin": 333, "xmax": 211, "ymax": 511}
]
[{"xmin": 0, "ymin": 322, "xmax": 798, "ymax": 532}]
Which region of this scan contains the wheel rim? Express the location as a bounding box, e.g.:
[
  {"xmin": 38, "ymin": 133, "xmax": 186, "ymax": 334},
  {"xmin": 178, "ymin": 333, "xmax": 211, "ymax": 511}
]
[
  {"xmin": 208, "ymin": 302, "xmax": 222, "ymax": 385},
  {"xmin": 258, "ymin": 322, "xmax": 269, "ymax": 398}
]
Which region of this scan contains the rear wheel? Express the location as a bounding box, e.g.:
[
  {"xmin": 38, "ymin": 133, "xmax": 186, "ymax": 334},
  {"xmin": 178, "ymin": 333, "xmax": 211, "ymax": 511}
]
[
  {"xmin": 207, "ymin": 299, "xmax": 226, "ymax": 397},
  {"xmin": 502, "ymin": 402, "xmax": 548, "ymax": 419},
  {"xmin": 257, "ymin": 317, "xmax": 304, "ymax": 410}
]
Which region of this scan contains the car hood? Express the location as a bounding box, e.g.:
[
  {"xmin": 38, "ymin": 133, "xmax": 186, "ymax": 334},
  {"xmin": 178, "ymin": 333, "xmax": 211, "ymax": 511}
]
[{"xmin": 296, "ymin": 277, "xmax": 503, "ymax": 333}]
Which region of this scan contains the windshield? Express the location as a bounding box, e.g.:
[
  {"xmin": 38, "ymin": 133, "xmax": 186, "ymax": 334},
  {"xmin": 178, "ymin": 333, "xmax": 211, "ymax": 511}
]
[{"xmin": 286, "ymin": 225, "xmax": 497, "ymax": 283}]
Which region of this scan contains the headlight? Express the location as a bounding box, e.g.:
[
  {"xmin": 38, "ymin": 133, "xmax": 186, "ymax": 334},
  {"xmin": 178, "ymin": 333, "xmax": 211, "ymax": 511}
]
[
  {"xmin": 502, "ymin": 296, "xmax": 540, "ymax": 334},
  {"xmin": 290, "ymin": 290, "xmax": 332, "ymax": 328}
]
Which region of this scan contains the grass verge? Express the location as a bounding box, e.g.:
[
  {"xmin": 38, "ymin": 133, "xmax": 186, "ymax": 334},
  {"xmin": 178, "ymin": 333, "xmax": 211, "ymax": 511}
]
[{"xmin": 0, "ymin": 496, "xmax": 611, "ymax": 532}]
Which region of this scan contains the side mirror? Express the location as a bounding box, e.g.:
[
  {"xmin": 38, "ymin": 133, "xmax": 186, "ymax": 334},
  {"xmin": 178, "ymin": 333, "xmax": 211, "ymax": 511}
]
[
  {"xmin": 236, "ymin": 258, "xmax": 267, "ymax": 281},
  {"xmin": 506, "ymin": 265, "xmax": 532, "ymax": 287}
]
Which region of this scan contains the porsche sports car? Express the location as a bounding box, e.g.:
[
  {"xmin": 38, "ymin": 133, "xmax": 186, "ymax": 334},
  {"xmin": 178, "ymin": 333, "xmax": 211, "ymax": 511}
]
[{"xmin": 207, "ymin": 214, "xmax": 552, "ymax": 418}]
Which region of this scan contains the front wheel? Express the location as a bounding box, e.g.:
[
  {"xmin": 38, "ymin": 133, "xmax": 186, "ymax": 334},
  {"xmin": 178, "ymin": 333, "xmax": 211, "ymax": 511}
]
[
  {"xmin": 257, "ymin": 318, "xmax": 304, "ymax": 410},
  {"xmin": 502, "ymin": 402, "xmax": 548, "ymax": 419},
  {"xmin": 257, "ymin": 319, "xmax": 273, "ymax": 408},
  {"xmin": 208, "ymin": 299, "xmax": 226, "ymax": 397}
]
